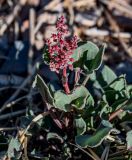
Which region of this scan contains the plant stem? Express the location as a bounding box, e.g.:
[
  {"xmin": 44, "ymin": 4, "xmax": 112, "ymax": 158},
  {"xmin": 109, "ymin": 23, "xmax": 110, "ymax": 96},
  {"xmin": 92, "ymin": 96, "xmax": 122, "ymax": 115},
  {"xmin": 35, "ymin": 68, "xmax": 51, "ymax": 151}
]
[
  {"xmin": 82, "ymin": 75, "xmax": 89, "ymax": 86},
  {"xmin": 87, "ymin": 148, "xmax": 101, "ymax": 160},
  {"xmin": 74, "ymin": 68, "xmax": 80, "ymax": 86},
  {"xmin": 62, "ymin": 67, "xmax": 70, "ymax": 94},
  {"xmin": 109, "ymin": 109, "xmax": 124, "ymax": 121}
]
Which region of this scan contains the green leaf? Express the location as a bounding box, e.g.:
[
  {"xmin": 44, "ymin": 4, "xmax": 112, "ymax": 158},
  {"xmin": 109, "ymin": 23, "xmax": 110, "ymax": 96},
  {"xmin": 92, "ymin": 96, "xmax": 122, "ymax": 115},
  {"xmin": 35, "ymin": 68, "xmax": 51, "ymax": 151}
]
[
  {"xmin": 123, "ymin": 100, "xmax": 132, "ymax": 113},
  {"xmin": 75, "ymin": 120, "xmax": 116, "ymax": 148},
  {"xmin": 126, "ymin": 130, "xmax": 132, "ymax": 151},
  {"xmin": 127, "ymin": 85, "xmax": 132, "ymax": 98},
  {"xmin": 84, "ymin": 45, "xmax": 105, "ymax": 72},
  {"xmin": 7, "ymin": 138, "xmax": 21, "ymax": 159},
  {"xmin": 47, "ymin": 132, "xmax": 63, "ymax": 143},
  {"xmin": 102, "ymin": 75, "xmax": 129, "ymax": 111},
  {"xmin": 103, "ymin": 90, "xmax": 127, "ymax": 107},
  {"xmin": 33, "ymin": 74, "xmax": 53, "ymax": 105},
  {"xmin": 99, "ymin": 101, "xmax": 112, "ymax": 120},
  {"xmin": 75, "ymin": 117, "xmax": 86, "ymax": 135},
  {"xmin": 85, "ymin": 93, "xmax": 95, "ymax": 107},
  {"xmin": 70, "ymin": 86, "xmax": 92, "ymax": 109},
  {"xmin": 53, "ymin": 91, "xmax": 71, "ymax": 111},
  {"xmin": 98, "ymin": 65, "xmax": 117, "ymax": 88},
  {"xmin": 105, "ymin": 75, "xmax": 127, "ymax": 92},
  {"xmin": 53, "ymin": 85, "xmax": 93, "ymax": 111},
  {"xmin": 72, "ymin": 41, "xmax": 105, "ymax": 73},
  {"xmin": 72, "ymin": 41, "xmax": 99, "ymax": 62}
]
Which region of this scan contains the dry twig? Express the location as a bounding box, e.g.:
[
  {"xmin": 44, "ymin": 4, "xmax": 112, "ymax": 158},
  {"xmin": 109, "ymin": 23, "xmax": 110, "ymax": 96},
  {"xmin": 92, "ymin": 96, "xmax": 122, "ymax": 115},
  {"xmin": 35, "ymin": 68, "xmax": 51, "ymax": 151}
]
[
  {"xmin": 104, "ymin": 10, "xmax": 132, "ymax": 57},
  {"xmin": 0, "ymin": 64, "xmax": 36, "ymax": 114},
  {"xmin": 0, "ymin": 4, "xmax": 21, "ymax": 35},
  {"xmin": 28, "ymin": 8, "xmax": 35, "ymax": 74}
]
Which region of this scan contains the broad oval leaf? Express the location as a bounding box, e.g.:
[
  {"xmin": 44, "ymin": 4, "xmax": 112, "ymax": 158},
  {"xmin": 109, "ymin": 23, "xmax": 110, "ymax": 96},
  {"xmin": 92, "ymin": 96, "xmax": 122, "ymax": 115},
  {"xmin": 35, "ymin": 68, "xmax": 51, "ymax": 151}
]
[
  {"xmin": 33, "ymin": 74, "xmax": 53, "ymax": 105},
  {"xmin": 53, "ymin": 91, "xmax": 71, "ymax": 111},
  {"xmin": 84, "ymin": 45, "xmax": 105, "ymax": 73},
  {"xmin": 72, "ymin": 41, "xmax": 99, "ymax": 62},
  {"xmin": 102, "ymin": 75, "xmax": 129, "ymax": 111},
  {"xmin": 72, "ymin": 42, "xmax": 105, "ymax": 73},
  {"xmin": 75, "ymin": 117, "xmax": 86, "ymax": 135},
  {"xmin": 7, "ymin": 138, "xmax": 21, "ymax": 159},
  {"xmin": 70, "ymin": 85, "xmax": 92, "ymax": 110},
  {"xmin": 126, "ymin": 130, "xmax": 132, "ymax": 151},
  {"xmin": 98, "ymin": 65, "xmax": 117, "ymax": 88},
  {"xmin": 53, "ymin": 85, "xmax": 94, "ymax": 111},
  {"xmin": 75, "ymin": 120, "xmax": 116, "ymax": 148}
]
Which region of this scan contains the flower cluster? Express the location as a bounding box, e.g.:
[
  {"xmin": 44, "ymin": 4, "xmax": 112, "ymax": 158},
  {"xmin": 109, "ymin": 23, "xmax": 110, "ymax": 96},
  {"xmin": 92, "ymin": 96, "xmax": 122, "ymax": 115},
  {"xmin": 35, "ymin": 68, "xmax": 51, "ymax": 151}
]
[{"xmin": 46, "ymin": 16, "xmax": 78, "ymax": 73}]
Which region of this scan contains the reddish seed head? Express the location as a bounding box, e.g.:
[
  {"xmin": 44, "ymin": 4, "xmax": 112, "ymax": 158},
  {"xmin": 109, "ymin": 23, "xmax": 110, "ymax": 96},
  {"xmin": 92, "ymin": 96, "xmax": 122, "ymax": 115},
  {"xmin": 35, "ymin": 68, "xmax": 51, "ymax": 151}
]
[{"xmin": 46, "ymin": 15, "xmax": 78, "ymax": 73}]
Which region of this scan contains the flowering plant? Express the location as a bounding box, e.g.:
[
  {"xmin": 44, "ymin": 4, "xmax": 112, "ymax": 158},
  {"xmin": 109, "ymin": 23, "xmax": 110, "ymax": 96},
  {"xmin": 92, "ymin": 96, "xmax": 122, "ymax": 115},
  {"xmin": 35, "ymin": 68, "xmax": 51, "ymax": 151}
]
[
  {"xmin": 6, "ymin": 16, "xmax": 132, "ymax": 159},
  {"xmin": 36, "ymin": 15, "xmax": 132, "ymax": 157}
]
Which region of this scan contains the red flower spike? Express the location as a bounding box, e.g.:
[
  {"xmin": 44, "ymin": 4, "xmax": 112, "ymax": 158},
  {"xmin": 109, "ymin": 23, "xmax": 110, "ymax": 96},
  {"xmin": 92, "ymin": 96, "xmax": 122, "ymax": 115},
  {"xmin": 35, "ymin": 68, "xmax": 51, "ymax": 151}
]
[{"xmin": 46, "ymin": 15, "xmax": 78, "ymax": 94}]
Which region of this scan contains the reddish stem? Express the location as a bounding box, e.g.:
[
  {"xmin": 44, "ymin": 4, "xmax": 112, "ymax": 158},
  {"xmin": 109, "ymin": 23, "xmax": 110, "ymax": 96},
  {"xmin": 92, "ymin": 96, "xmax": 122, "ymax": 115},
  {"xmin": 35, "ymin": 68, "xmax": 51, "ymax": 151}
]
[
  {"xmin": 109, "ymin": 109, "xmax": 124, "ymax": 121},
  {"xmin": 62, "ymin": 67, "xmax": 70, "ymax": 94},
  {"xmin": 74, "ymin": 68, "xmax": 80, "ymax": 85}
]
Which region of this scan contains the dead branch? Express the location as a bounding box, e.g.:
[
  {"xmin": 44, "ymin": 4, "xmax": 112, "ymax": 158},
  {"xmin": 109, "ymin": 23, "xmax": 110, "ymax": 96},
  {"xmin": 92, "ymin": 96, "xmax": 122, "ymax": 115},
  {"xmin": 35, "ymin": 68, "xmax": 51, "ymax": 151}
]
[
  {"xmin": 84, "ymin": 28, "xmax": 131, "ymax": 39},
  {"xmin": 0, "ymin": 4, "xmax": 21, "ymax": 36}
]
